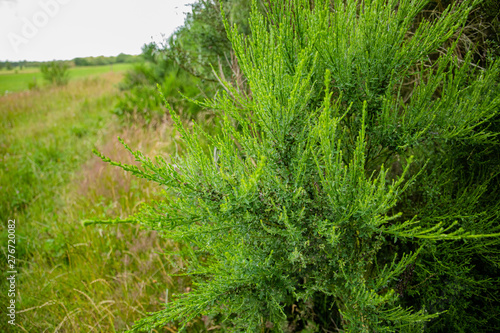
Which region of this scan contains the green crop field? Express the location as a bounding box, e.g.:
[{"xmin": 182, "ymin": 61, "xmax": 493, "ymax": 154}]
[{"xmin": 0, "ymin": 63, "xmax": 135, "ymax": 95}]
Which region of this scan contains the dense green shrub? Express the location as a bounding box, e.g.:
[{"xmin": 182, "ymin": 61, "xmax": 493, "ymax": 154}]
[
  {"xmin": 94, "ymin": 0, "xmax": 500, "ymax": 331},
  {"xmin": 114, "ymin": 73, "xmax": 203, "ymax": 122},
  {"xmin": 40, "ymin": 61, "xmax": 69, "ymax": 86},
  {"xmin": 113, "ymin": 48, "xmax": 205, "ymax": 123}
]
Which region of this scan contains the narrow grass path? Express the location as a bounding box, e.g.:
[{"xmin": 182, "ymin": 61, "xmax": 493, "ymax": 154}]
[{"xmin": 0, "ymin": 74, "xmax": 191, "ymax": 332}]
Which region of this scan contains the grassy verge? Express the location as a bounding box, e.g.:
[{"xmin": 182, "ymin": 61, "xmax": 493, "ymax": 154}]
[
  {"xmin": 0, "ymin": 63, "xmax": 136, "ymax": 95},
  {"xmin": 0, "ymin": 73, "xmax": 199, "ymax": 332}
]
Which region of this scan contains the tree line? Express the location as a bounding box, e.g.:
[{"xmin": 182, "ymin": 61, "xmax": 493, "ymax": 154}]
[{"xmin": 0, "ymin": 53, "xmax": 140, "ymax": 71}]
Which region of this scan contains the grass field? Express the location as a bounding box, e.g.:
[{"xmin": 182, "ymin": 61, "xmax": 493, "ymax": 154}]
[
  {"xmin": 0, "ymin": 72, "xmax": 201, "ymax": 332},
  {"xmin": 0, "ymin": 63, "xmax": 135, "ymax": 95}
]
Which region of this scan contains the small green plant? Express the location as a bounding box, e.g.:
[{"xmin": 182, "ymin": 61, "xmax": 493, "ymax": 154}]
[
  {"xmin": 94, "ymin": 0, "xmax": 500, "ymax": 331},
  {"xmin": 40, "ymin": 61, "xmax": 70, "ymax": 86}
]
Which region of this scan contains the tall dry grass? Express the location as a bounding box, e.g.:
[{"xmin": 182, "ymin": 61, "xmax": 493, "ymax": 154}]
[{"xmin": 0, "ymin": 73, "xmax": 195, "ymax": 332}]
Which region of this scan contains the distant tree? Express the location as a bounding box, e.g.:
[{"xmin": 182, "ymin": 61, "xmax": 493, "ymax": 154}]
[
  {"xmin": 40, "ymin": 61, "xmax": 69, "ymax": 86},
  {"xmin": 116, "ymin": 53, "xmax": 134, "ymax": 63},
  {"xmin": 116, "ymin": 53, "xmax": 125, "ymax": 63},
  {"xmin": 73, "ymin": 57, "xmax": 90, "ymax": 66}
]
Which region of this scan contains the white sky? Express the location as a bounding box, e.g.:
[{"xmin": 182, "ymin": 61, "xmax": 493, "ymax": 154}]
[{"xmin": 0, "ymin": 0, "xmax": 193, "ymax": 61}]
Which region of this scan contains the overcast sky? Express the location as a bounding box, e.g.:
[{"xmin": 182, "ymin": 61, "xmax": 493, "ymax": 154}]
[{"xmin": 0, "ymin": 0, "xmax": 193, "ymax": 61}]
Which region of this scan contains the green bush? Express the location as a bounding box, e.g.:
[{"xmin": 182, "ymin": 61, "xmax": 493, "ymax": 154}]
[
  {"xmin": 95, "ymin": 0, "xmax": 500, "ymax": 331},
  {"xmin": 114, "ymin": 60, "xmax": 205, "ymax": 123},
  {"xmin": 40, "ymin": 61, "xmax": 69, "ymax": 86}
]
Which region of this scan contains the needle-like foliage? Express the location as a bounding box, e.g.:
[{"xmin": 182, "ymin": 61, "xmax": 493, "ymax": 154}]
[{"xmin": 94, "ymin": 0, "xmax": 500, "ymax": 331}]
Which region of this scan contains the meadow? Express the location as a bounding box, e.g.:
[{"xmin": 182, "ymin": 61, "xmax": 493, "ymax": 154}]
[
  {"xmin": 0, "ymin": 63, "xmax": 135, "ymax": 95},
  {"xmin": 0, "ymin": 69, "xmax": 199, "ymax": 332}
]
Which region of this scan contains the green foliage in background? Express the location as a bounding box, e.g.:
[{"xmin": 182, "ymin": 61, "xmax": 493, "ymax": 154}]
[
  {"xmin": 96, "ymin": 0, "xmax": 500, "ymax": 331},
  {"xmin": 73, "ymin": 53, "xmax": 139, "ymax": 66},
  {"xmin": 40, "ymin": 61, "xmax": 70, "ymax": 86},
  {"xmin": 417, "ymin": 0, "xmax": 500, "ymax": 66},
  {"xmin": 0, "ymin": 72, "xmax": 181, "ymax": 332},
  {"xmin": 0, "ymin": 54, "xmax": 139, "ymax": 71},
  {"xmin": 0, "ymin": 63, "xmax": 135, "ymax": 95},
  {"xmin": 166, "ymin": 0, "xmax": 257, "ymax": 81},
  {"xmin": 113, "ymin": 44, "xmax": 205, "ymax": 123},
  {"xmin": 114, "ymin": 0, "xmax": 258, "ymax": 123}
]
